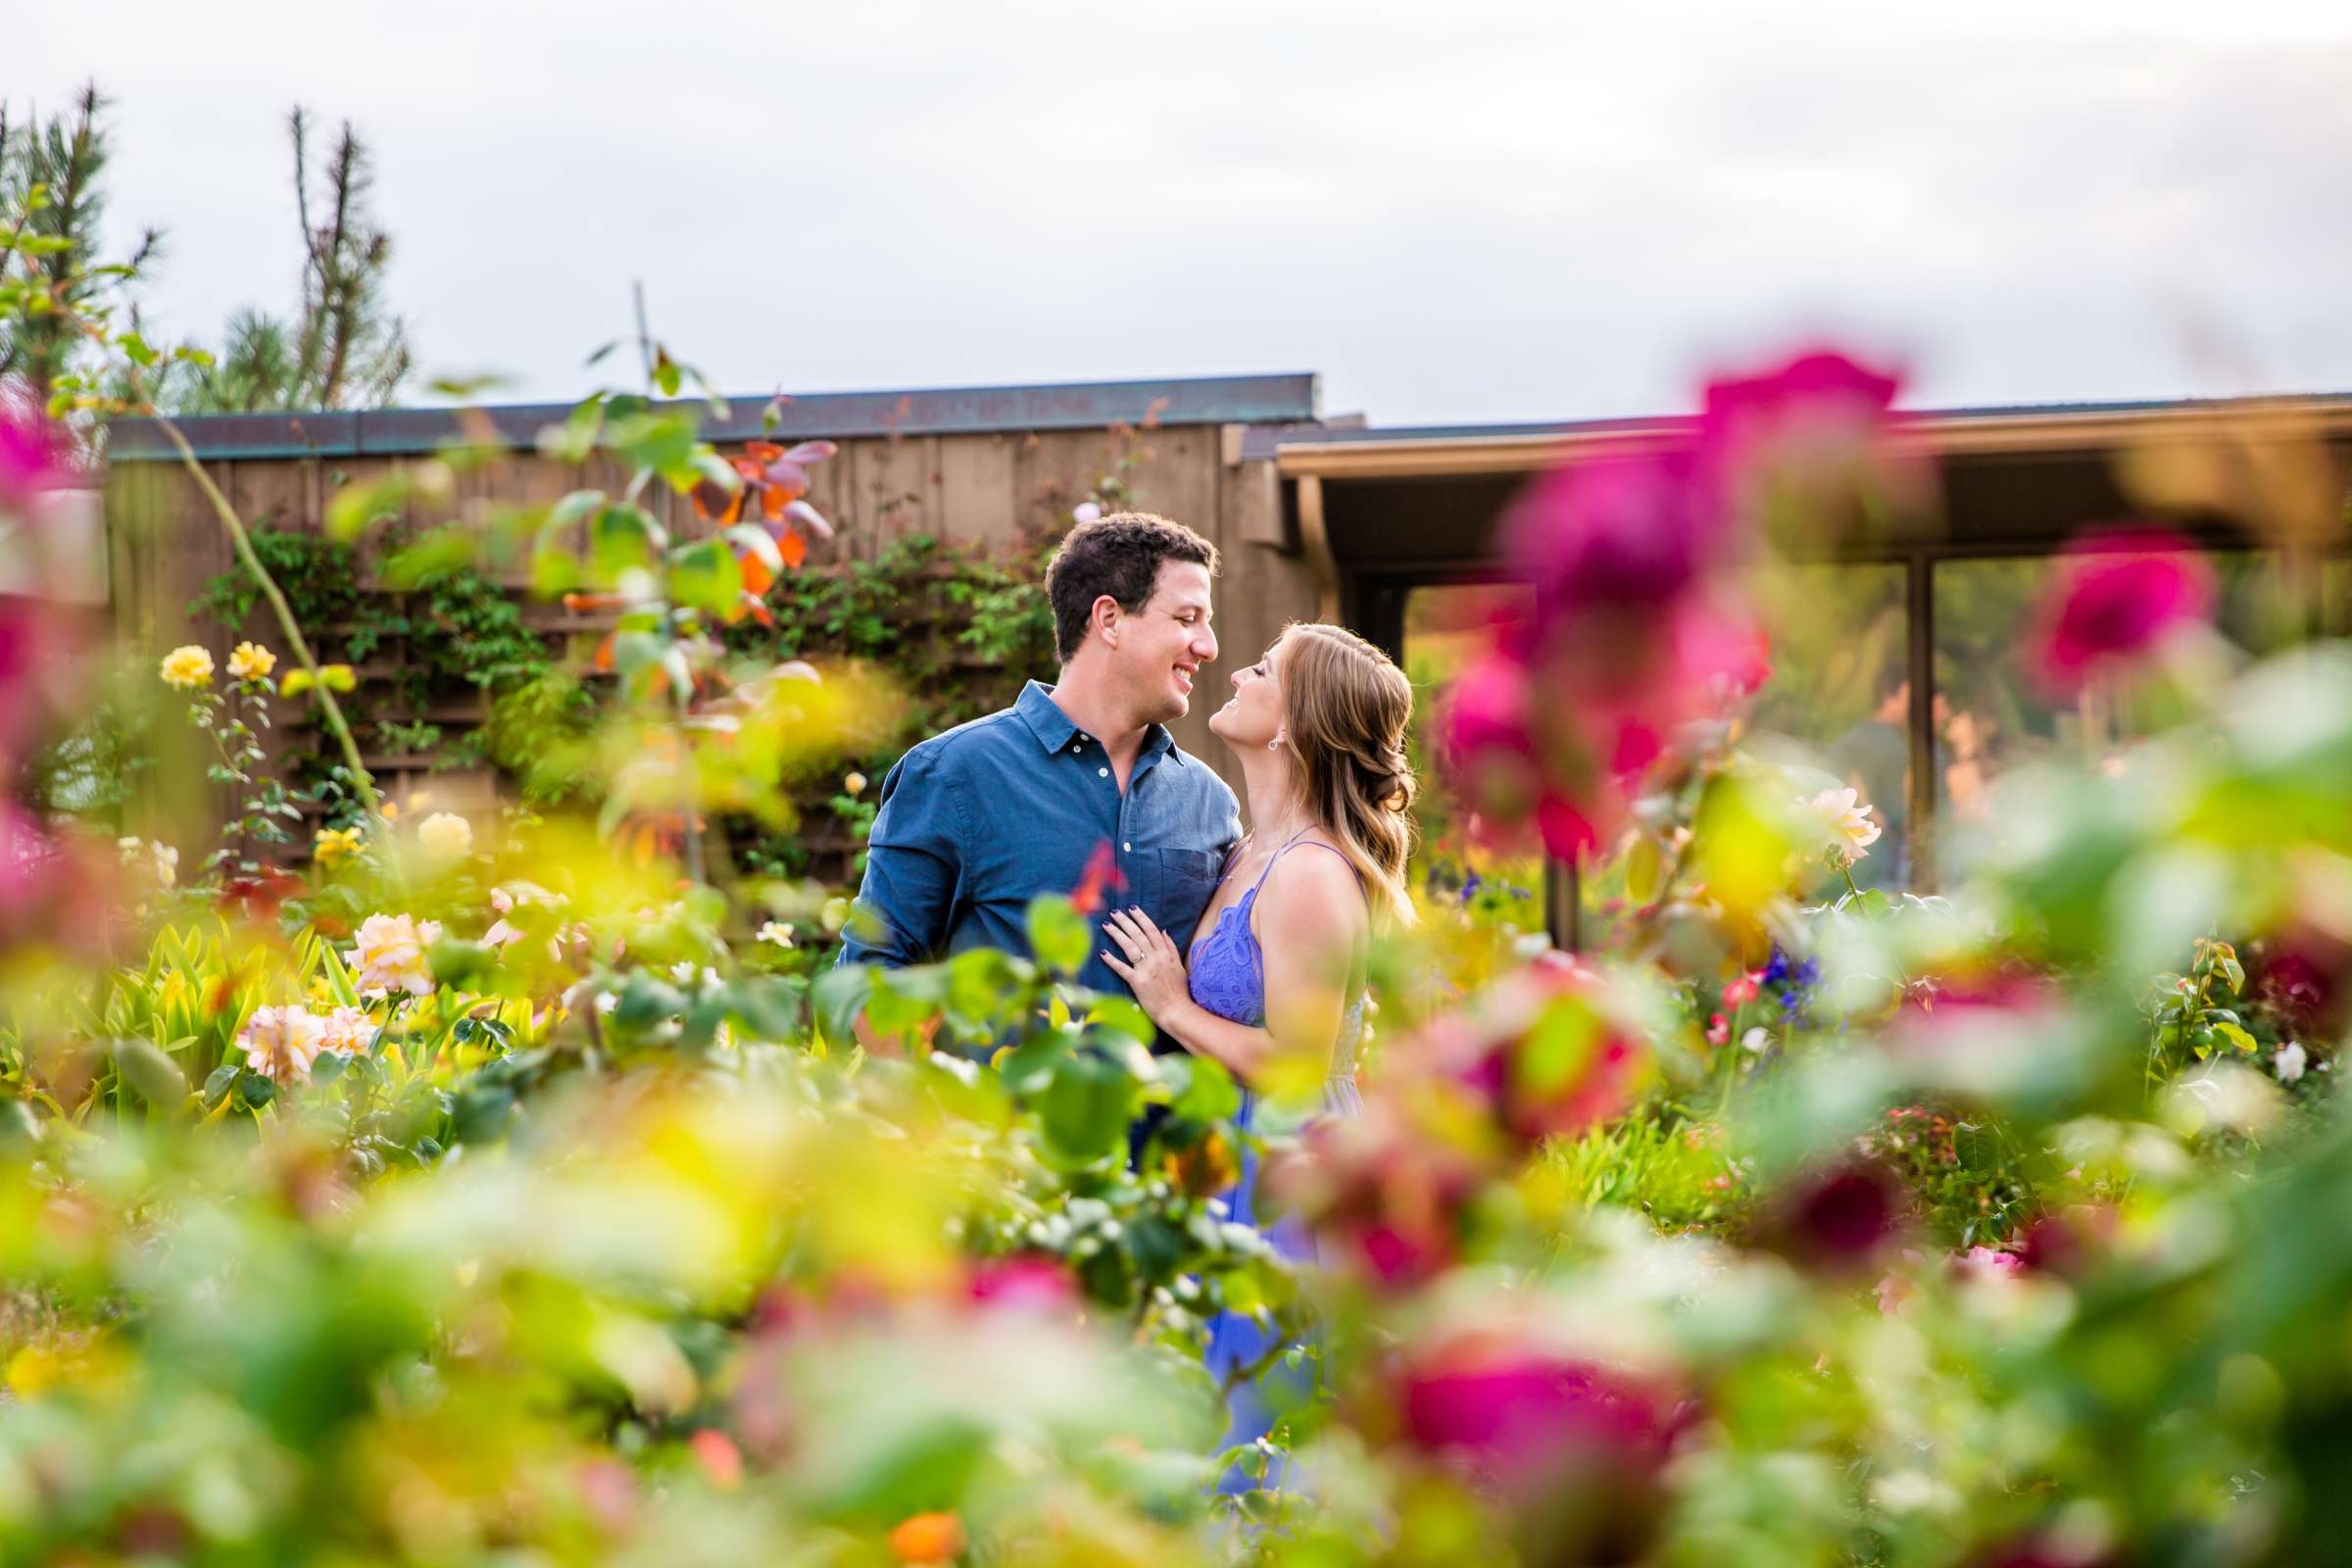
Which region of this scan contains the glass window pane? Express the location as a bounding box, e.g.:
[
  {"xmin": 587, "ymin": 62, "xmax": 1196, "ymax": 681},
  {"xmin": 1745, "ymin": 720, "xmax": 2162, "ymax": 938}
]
[
  {"xmin": 1401, "ymin": 583, "xmax": 1548, "ymax": 933},
  {"xmin": 1744, "ymin": 562, "xmax": 1913, "ymax": 891},
  {"xmin": 1932, "ymin": 550, "xmax": 2289, "ymax": 812}
]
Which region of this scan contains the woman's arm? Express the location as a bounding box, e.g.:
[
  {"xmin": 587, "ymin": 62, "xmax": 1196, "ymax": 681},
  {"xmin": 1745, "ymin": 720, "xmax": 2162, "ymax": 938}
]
[{"xmin": 1101, "ymin": 848, "xmax": 1365, "ymax": 1084}]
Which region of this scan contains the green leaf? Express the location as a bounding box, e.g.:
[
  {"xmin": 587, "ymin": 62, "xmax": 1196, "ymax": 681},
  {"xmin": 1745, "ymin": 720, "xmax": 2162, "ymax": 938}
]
[
  {"xmin": 607, "ymin": 411, "xmax": 699, "ymax": 486},
  {"xmin": 1085, "ymin": 995, "xmax": 1156, "ymax": 1050},
  {"xmin": 612, "ymin": 972, "xmax": 689, "ymax": 1029},
  {"xmin": 667, "ymin": 539, "xmax": 742, "ymax": 618},
  {"xmin": 810, "ymin": 963, "xmax": 872, "ymax": 1050},
  {"xmin": 727, "ymin": 975, "xmax": 806, "ymax": 1041},
  {"xmin": 2215, "ymin": 1021, "xmax": 2260, "ymax": 1055},
  {"xmin": 1039, "ymin": 1047, "xmax": 1141, "ymax": 1167},
  {"xmin": 1166, "ymin": 1054, "xmax": 1242, "ymax": 1122},
  {"xmin": 383, "ymin": 527, "xmax": 478, "ymax": 586},
  {"xmin": 112, "ymin": 1038, "xmax": 188, "ymax": 1109},
  {"xmin": 592, "ymin": 505, "xmax": 662, "ymax": 578},
  {"xmin": 1026, "ymin": 894, "xmax": 1092, "ymax": 978},
  {"xmin": 549, "ymin": 488, "xmax": 607, "ymax": 531},
  {"xmin": 118, "ymin": 331, "xmax": 157, "ymax": 368},
  {"xmin": 236, "ymin": 1071, "xmax": 277, "ymax": 1110}
]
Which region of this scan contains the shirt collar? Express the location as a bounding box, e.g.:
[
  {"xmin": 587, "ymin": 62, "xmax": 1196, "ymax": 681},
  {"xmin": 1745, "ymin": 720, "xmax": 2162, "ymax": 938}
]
[{"xmin": 1016, "ymin": 679, "xmax": 1187, "ymax": 765}]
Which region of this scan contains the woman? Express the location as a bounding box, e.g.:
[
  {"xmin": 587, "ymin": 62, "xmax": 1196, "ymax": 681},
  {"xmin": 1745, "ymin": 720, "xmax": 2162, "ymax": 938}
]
[
  {"xmin": 1100, "ymin": 620, "xmax": 1416, "ymax": 1487},
  {"xmin": 1100, "ymin": 619, "xmax": 1416, "ymax": 1107}
]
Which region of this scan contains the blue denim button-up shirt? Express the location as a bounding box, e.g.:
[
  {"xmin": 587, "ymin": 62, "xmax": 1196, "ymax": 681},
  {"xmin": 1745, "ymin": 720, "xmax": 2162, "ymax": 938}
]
[{"xmin": 838, "ymin": 681, "xmax": 1243, "ymax": 1003}]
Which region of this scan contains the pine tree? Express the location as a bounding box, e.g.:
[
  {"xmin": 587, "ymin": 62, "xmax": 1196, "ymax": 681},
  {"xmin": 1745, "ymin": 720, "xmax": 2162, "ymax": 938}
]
[
  {"xmin": 0, "ymin": 83, "xmax": 163, "ymax": 409},
  {"xmin": 170, "ymin": 108, "xmax": 411, "ymax": 413}
]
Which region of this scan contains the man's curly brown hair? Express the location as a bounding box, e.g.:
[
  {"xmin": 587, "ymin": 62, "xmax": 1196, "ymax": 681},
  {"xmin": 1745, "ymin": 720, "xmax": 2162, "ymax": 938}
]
[{"xmin": 1043, "ymin": 512, "xmax": 1219, "ymax": 662}]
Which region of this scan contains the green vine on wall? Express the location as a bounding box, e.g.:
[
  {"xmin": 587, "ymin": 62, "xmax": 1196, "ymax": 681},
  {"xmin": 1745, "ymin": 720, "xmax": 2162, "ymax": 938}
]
[{"xmin": 192, "ymin": 524, "xmax": 1062, "ymax": 876}]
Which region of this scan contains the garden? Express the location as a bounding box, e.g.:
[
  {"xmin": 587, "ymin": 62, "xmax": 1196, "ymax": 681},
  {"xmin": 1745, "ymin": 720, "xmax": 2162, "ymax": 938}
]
[{"xmin": 10, "ymin": 94, "xmax": 2352, "ymax": 1568}]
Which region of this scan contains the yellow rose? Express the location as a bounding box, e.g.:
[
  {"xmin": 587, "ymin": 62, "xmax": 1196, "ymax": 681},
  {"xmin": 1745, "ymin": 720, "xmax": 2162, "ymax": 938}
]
[
  {"xmin": 226, "ymin": 641, "xmax": 277, "ymax": 680},
  {"xmin": 160, "ymin": 645, "xmax": 215, "ymax": 690},
  {"xmin": 314, "ymin": 826, "xmax": 364, "ymax": 867}
]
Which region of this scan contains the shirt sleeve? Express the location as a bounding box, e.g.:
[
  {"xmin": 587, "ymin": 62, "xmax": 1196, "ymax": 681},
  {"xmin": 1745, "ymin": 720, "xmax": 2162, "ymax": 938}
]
[{"xmin": 836, "ymin": 746, "xmax": 965, "ymax": 969}]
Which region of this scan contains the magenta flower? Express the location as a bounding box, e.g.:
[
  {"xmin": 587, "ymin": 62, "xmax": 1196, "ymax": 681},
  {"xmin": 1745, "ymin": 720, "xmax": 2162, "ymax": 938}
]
[
  {"xmin": 1398, "ymin": 1345, "xmax": 1675, "ymax": 1486},
  {"xmin": 1502, "ymin": 448, "xmax": 1721, "ymax": 619},
  {"xmin": 0, "ymin": 397, "xmax": 67, "ymax": 515},
  {"xmin": 965, "ymin": 1256, "xmax": 1076, "ymax": 1314},
  {"xmin": 1698, "ymin": 349, "xmax": 1902, "ymax": 467},
  {"xmin": 1698, "ymin": 348, "xmax": 1927, "ymax": 538},
  {"xmin": 2029, "ymin": 528, "xmax": 2214, "ymax": 692},
  {"xmin": 1767, "ymin": 1159, "xmax": 1902, "ymax": 1270}
]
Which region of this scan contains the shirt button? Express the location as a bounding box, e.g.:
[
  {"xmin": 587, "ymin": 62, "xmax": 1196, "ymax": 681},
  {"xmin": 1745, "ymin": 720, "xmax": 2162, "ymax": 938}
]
[
  {"xmin": 1098, "ymin": 766, "xmax": 1109, "ymax": 777},
  {"xmin": 1071, "ymin": 744, "xmax": 1082, "ymax": 754},
  {"xmin": 1122, "ymin": 842, "xmax": 1132, "ymax": 852}
]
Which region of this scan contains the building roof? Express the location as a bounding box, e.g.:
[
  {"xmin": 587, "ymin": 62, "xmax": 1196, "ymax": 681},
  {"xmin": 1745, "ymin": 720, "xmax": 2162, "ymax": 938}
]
[
  {"xmin": 107, "ymin": 371, "xmax": 1323, "ymax": 463},
  {"xmin": 1255, "ymin": 391, "xmax": 2352, "ymax": 478}
]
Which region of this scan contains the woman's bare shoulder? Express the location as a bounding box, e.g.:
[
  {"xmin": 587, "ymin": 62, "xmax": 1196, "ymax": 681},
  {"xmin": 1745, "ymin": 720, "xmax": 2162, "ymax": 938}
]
[{"xmin": 1255, "ymin": 839, "xmax": 1370, "ymax": 938}]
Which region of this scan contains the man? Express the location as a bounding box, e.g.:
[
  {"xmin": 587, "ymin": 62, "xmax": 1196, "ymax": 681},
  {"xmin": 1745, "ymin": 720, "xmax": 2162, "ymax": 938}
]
[{"xmin": 837, "ymin": 512, "xmax": 1242, "ymax": 1030}]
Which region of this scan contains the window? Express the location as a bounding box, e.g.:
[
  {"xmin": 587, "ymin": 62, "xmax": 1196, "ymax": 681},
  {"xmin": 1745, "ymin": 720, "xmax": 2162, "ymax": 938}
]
[
  {"xmin": 1932, "ymin": 550, "xmax": 2290, "ymax": 811},
  {"xmin": 1399, "ymin": 583, "xmax": 1547, "ymax": 933}
]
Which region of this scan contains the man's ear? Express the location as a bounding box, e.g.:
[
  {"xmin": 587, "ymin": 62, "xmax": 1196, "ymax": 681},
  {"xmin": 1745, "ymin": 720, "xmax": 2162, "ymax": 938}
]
[{"xmin": 1092, "ymin": 593, "xmax": 1122, "ymax": 649}]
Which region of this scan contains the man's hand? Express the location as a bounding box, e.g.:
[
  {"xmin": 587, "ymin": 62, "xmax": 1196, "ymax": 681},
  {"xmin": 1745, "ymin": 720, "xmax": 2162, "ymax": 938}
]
[{"xmin": 1100, "ymin": 906, "xmax": 1190, "ymax": 1023}]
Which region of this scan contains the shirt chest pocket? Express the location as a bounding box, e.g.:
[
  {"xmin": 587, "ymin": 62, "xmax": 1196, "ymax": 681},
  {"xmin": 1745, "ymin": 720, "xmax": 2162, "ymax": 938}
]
[{"xmin": 1149, "ymin": 848, "xmax": 1224, "ymax": 935}]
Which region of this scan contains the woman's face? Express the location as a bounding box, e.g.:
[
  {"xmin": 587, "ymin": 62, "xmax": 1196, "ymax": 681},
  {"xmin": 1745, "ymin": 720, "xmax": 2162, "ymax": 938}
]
[{"xmin": 1209, "ymin": 640, "xmax": 1286, "ymax": 752}]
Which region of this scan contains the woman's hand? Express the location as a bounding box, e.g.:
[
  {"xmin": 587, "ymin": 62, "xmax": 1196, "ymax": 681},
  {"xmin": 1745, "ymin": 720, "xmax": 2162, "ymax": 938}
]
[{"xmin": 1100, "ymin": 906, "xmax": 1190, "ymax": 1022}]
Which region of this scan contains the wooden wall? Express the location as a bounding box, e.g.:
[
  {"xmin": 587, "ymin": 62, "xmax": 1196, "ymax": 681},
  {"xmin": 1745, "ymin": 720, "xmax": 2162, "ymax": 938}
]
[{"xmin": 104, "ymin": 417, "xmax": 1318, "ymax": 819}]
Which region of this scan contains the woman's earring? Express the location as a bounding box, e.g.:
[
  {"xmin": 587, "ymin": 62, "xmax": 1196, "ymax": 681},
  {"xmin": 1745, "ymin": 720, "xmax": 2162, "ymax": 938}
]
[{"xmin": 1268, "ymin": 732, "xmax": 1286, "ymax": 752}]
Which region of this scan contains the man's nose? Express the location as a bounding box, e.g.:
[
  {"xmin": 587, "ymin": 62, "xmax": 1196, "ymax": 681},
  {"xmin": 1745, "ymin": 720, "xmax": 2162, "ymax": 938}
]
[{"xmin": 1196, "ymin": 625, "xmax": 1219, "ymax": 662}]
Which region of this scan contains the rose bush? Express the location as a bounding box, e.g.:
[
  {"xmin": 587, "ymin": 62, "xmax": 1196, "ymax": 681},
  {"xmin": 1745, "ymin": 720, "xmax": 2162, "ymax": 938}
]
[{"xmin": 11, "ymin": 204, "xmax": 2352, "ymax": 1563}]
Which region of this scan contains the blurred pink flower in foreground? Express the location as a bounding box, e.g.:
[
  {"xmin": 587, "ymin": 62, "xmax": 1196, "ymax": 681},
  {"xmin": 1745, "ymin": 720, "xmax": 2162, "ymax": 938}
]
[
  {"xmin": 1698, "ymin": 351, "xmax": 1927, "ymax": 520},
  {"xmin": 965, "ymin": 1255, "xmax": 1077, "ymax": 1315},
  {"xmin": 1765, "ymin": 1159, "xmax": 1902, "ymax": 1272},
  {"xmin": 1398, "ymin": 1347, "xmax": 1676, "ymax": 1485},
  {"xmin": 2029, "ymin": 528, "xmax": 2214, "ymax": 693},
  {"xmin": 1440, "ymin": 347, "xmax": 1904, "ymax": 859},
  {"xmin": 0, "ymin": 396, "xmax": 68, "ymax": 514}
]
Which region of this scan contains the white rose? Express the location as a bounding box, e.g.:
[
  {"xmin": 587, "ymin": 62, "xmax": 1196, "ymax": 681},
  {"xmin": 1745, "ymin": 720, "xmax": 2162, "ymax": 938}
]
[
  {"xmin": 416, "ymin": 811, "xmax": 474, "ymax": 862},
  {"xmin": 1805, "ymin": 786, "xmax": 1883, "ymax": 859},
  {"xmin": 2276, "ymin": 1041, "xmax": 2308, "ymax": 1084}
]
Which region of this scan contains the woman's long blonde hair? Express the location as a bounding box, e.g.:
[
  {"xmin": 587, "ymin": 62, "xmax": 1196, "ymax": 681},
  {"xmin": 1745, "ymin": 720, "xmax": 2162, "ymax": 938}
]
[{"xmin": 1272, "ymin": 622, "xmax": 1418, "ymax": 929}]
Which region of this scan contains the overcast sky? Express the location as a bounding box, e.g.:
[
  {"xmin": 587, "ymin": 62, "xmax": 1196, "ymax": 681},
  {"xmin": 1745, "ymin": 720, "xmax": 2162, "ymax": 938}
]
[{"xmin": 19, "ymin": 0, "xmax": 2352, "ymax": 425}]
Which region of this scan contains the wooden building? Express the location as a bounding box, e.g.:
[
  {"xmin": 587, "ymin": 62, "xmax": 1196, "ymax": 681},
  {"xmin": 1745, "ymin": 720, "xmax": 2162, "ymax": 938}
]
[{"xmin": 107, "ymin": 377, "xmax": 2352, "ymax": 928}]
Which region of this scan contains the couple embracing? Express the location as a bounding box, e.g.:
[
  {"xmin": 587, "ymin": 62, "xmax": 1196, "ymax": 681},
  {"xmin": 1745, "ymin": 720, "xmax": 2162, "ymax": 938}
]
[
  {"xmin": 839, "ymin": 510, "xmax": 1415, "ymax": 1472},
  {"xmin": 839, "ymin": 509, "xmax": 1416, "ymax": 1106},
  {"xmin": 847, "ymin": 503, "xmax": 1411, "ymax": 1104}
]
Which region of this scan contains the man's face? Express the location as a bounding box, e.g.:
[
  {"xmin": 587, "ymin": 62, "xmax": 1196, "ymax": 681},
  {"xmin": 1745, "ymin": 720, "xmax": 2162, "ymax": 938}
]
[{"xmin": 1110, "ymin": 560, "xmax": 1217, "ymax": 724}]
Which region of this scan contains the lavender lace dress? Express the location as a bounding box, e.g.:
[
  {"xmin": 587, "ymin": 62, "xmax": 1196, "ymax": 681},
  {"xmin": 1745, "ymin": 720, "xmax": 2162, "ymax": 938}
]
[{"xmin": 1187, "ymin": 833, "xmax": 1365, "ymax": 1491}]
